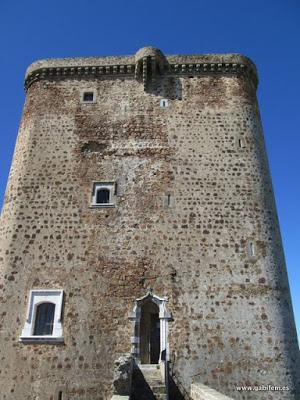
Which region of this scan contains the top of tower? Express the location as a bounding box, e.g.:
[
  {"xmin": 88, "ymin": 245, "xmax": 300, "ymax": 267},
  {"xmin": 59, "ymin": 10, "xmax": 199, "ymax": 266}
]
[
  {"xmin": 135, "ymin": 46, "xmax": 167, "ymax": 62},
  {"xmin": 134, "ymin": 47, "xmax": 168, "ymax": 88},
  {"xmin": 24, "ymin": 47, "xmax": 258, "ymax": 91}
]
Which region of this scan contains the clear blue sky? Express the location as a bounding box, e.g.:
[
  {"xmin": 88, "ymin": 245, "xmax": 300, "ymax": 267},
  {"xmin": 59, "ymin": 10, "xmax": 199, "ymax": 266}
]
[{"xmin": 0, "ymin": 0, "xmax": 299, "ymax": 342}]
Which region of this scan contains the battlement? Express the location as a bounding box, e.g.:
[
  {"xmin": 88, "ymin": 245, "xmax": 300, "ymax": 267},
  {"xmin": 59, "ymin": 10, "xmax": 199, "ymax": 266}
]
[{"xmin": 25, "ymin": 46, "xmax": 258, "ymax": 91}]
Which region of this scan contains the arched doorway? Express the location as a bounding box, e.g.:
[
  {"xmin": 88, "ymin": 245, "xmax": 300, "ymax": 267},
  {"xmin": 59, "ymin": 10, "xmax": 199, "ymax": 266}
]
[
  {"xmin": 129, "ymin": 291, "xmax": 172, "ymax": 364},
  {"xmin": 140, "ymin": 298, "xmax": 160, "ymax": 364}
]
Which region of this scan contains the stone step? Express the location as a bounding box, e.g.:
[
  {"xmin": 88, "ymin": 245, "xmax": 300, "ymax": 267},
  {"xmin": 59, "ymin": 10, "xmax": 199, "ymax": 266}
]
[
  {"xmin": 134, "ymin": 381, "xmax": 164, "ymax": 389},
  {"xmin": 139, "ymin": 364, "xmax": 163, "ymax": 382},
  {"xmin": 139, "ymin": 364, "xmax": 160, "ymax": 369},
  {"xmin": 134, "ymin": 383, "xmax": 165, "ymax": 390},
  {"xmin": 133, "ymin": 389, "xmax": 166, "ymax": 400},
  {"xmin": 152, "ymin": 385, "xmax": 166, "ymax": 394},
  {"xmin": 138, "ymin": 377, "xmax": 163, "ymax": 384},
  {"xmin": 131, "ymin": 364, "xmax": 166, "ymax": 400},
  {"xmin": 140, "ymin": 373, "xmax": 162, "ymax": 380}
]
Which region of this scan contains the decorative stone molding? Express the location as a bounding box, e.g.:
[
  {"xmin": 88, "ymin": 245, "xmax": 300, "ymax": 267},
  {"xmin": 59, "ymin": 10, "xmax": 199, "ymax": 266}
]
[
  {"xmin": 129, "ymin": 291, "xmax": 172, "ymax": 363},
  {"xmin": 24, "ymin": 47, "xmax": 258, "ymax": 91}
]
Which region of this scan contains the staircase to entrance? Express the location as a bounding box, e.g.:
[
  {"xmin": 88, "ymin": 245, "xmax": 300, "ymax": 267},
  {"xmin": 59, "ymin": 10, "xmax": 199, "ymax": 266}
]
[{"xmin": 131, "ymin": 364, "xmax": 167, "ymax": 400}]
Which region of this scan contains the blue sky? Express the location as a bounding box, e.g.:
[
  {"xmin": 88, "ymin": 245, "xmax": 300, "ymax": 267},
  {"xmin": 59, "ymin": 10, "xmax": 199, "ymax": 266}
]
[{"xmin": 0, "ymin": 0, "xmax": 299, "ymax": 342}]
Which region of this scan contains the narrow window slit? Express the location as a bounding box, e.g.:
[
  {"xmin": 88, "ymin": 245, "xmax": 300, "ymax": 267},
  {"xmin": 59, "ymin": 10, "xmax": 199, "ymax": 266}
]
[
  {"xmin": 249, "ymin": 241, "xmax": 255, "ymax": 257},
  {"xmin": 167, "ymin": 194, "xmax": 171, "ymax": 206}
]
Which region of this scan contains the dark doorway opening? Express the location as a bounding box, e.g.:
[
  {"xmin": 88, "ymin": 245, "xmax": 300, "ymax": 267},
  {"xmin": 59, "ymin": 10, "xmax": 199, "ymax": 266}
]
[{"xmin": 140, "ymin": 299, "xmax": 160, "ymax": 364}]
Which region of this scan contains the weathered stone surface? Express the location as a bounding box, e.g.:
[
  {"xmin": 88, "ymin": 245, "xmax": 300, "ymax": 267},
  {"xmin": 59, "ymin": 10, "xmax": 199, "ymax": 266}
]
[
  {"xmin": 191, "ymin": 382, "xmax": 233, "ymax": 400},
  {"xmin": 113, "ymin": 354, "xmax": 133, "ymax": 395},
  {"xmin": 0, "ymin": 47, "xmax": 299, "ymax": 400}
]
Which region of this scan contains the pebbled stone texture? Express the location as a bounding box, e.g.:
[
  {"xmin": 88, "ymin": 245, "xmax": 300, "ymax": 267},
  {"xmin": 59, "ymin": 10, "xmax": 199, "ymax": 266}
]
[
  {"xmin": 0, "ymin": 48, "xmax": 299, "ymax": 400},
  {"xmin": 112, "ymin": 354, "xmax": 133, "ymax": 396}
]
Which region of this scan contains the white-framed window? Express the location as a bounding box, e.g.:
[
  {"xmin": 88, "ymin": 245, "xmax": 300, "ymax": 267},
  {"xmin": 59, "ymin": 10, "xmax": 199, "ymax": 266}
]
[
  {"xmin": 20, "ymin": 289, "xmax": 64, "ymax": 344},
  {"xmin": 160, "ymin": 98, "xmax": 169, "ymax": 108},
  {"xmin": 80, "ymin": 89, "xmax": 97, "ymax": 104},
  {"xmin": 91, "ymin": 182, "xmax": 116, "ymax": 208}
]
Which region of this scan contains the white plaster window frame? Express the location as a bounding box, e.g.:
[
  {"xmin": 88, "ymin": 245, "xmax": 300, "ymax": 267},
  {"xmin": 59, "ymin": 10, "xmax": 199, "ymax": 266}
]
[
  {"xmin": 90, "ymin": 181, "xmax": 116, "ymax": 208},
  {"xmin": 20, "ymin": 289, "xmax": 64, "ymax": 344},
  {"xmin": 160, "ymin": 98, "xmax": 169, "ymax": 108},
  {"xmin": 80, "ymin": 89, "xmax": 97, "ymax": 104}
]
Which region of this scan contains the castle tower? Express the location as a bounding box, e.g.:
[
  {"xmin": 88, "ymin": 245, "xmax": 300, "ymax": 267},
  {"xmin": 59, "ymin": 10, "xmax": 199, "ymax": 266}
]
[{"xmin": 0, "ymin": 47, "xmax": 299, "ymax": 400}]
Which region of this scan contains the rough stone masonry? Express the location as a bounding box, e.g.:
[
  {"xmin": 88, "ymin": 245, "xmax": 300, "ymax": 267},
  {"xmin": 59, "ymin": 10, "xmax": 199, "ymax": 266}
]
[{"xmin": 0, "ymin": 47, "xmax": 299, "ymax": 399}]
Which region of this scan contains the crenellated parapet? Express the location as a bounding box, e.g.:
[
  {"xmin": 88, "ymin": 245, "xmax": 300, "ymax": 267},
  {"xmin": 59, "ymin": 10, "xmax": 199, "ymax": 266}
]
[{"xmin": 24, "ymin": 46, "xmax": 258, "ymax": 91}]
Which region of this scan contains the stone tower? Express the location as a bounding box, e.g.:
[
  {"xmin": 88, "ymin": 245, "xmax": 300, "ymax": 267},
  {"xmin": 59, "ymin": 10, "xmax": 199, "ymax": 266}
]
[{"xmin": 0, "ymin": 47, "xmax": 299, "ymax": 400}]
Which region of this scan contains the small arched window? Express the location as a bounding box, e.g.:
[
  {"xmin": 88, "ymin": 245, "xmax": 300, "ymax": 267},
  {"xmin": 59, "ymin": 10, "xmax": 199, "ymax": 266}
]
[
  {"xmin": 160, "ymin": 99, "xmax": 169, "ymax": 108},
  {"xmin": 34, "ymin": 302, "xmax": 55, "ymax": 335},
  {"xmin": 20, "ymin": 289, "xmax": 64, "ymax": 343},
  {"xmin": 96, "ymin": 188, "xmax": 110, "ymax": 204},
  {"xmin": 91, "ymin": 182, "xmax": 116, "ymax": 208}
]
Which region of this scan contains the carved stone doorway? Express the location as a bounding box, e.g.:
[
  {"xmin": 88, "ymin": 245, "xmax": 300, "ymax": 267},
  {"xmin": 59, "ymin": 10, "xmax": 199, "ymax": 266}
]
[{"xmin": 129, "ymin": 291, "xmax": 172, "ymax": 364}]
